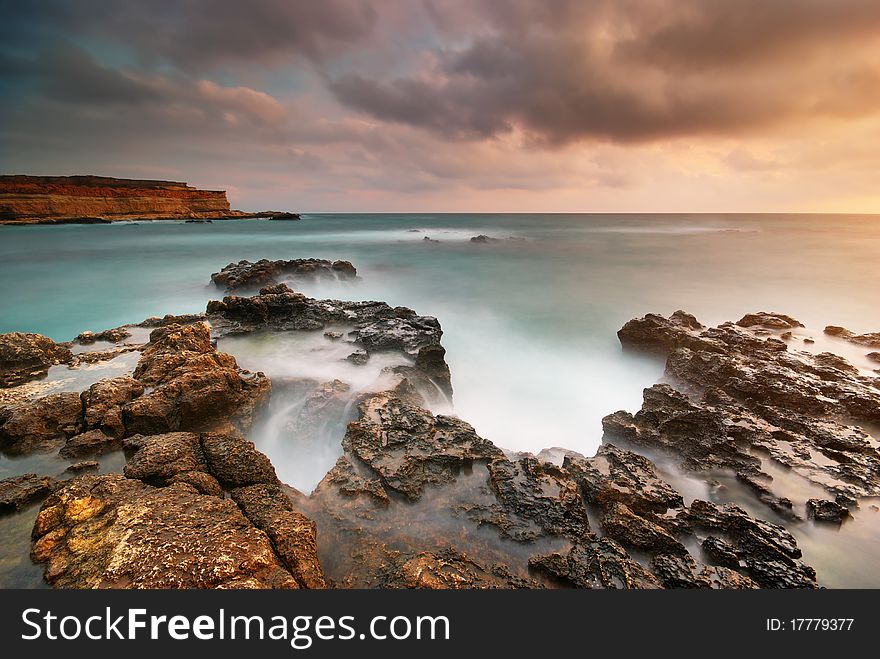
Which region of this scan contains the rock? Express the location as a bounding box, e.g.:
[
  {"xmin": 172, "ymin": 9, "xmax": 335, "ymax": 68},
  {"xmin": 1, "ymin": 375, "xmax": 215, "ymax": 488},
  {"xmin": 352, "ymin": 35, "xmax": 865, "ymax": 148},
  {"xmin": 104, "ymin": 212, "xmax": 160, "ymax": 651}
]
[
  {"xmin": 65, "ymin": 461, "xmax": 99, "ymax": 473},
  {"xmin": 341, "ymin": 392, "xmax": 503, "ymax": 501},
  {"xmin": 323, "ymin": 331, "xmax": 343, "ymax": 340},
  {"xmin": 31, "ymin": 475, "xmax": 299, "ymax": 588},
  {"xmin": 422, "ymin": 236, "xmax": 440, "ymax": 243},
  {"xmin": 617, "ymin": 311, "xmax": 712, "ymax": 354},
  {"xmin": 600, "ymin": 501, "xmax": 686, "ymax": 555},
  {"xmin": 201, "ymin": 432, "xmax": 278, "ymax": 487},
  {"xmin": 345, "ymin": 349, "xmax": 369, "ymax": 365},
  {"xmin": 383, "ymin": 550, "xmax": 536, "ymax": 589},
  {"xmin": 824, "ymin": 325, "xmax": 880, "ymax": 347},
  {"xmin": 803, "ymin": 338, "xmax": 815, "ymax": 344},
  {"xmin": 205, "ymin": 287, "xmax": 448, "ymax": 391},
  {"xmin": 470, "ymin": 235, "xmax": 498, "ymax": 243},
  {"xmin": 123, "ymin": 323, "xmax": 270, "ymax": 436},
  {"xmin": 59, "ymin": 429, "xmax": 119, "ymax": 458},
  {"xmin": 75, "ymin": 327, "xmax": 131, "ymax": 344},
  {"xmin": 680, "ymin": 500, "xmax": 816, "ymax": 588},
  {"xmin": 230, "ymin": 483, "xmax": 326, "ymax": 589},
  {"xmin": 736, "ymin": 312, "xmax": 804, "ymax": 329},
  {"xmin": 609, "ymin": 311, "xmax": 880, "ymax": 509},
  {"xmin": 471, "ymin": 455, "xmax": 592, "ymax": 541},
  {"xmin": 701, "ymin": 536, "xmax": 741, "ymax": 568},
  {"xmin": 565, "ymin": 443, "xmax": 684, "ymax": 515},
  {"xmin": 0, "ymin": 392, "xmax": 83, "ymax": 454},
  {"xmin": 0, "ymin": 474, "xmax": 59, "ymax": 514},
  {"xmin": 81, "ymin": 376, "xmax": 144, "ymax": 438},
  {"xmin": 529, "ymin": 539, "xmax": 662, "ymax": 589},
  {"xmin": 806, "ymin": 498, "xmax": 851, "ymax": 524},
  {"xmin": 0, "ymin": 175, "xmax": 246, "ymax": 224},
  {"xmin": 211, "ymin": 258, "xmax": 357, "ymax": 292},
  {"xmin": 0, "ymin": 332, "xmax": 72, "ymax": 387},
  {"xmin": 122, "ymin": 432, "xmax": 207, "ymax": 483},
  {"xmin": 866, "ymin": 352, "xmax": 880, "ymax": 363}
]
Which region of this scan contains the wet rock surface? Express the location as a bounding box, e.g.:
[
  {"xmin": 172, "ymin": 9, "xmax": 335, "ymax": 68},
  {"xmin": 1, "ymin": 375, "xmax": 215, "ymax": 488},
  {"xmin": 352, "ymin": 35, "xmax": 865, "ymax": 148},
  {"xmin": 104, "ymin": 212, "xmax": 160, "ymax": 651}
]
[
  {"xmin": 211, "ymin": 259, "xmax": 357, "ymax": 293},
  {"xmin": 611, "ymin": 312, "xmax": 880, "ymax": 503},
  {"xmin": 2, "ymin": 266, "xmax": 868, "ymax": 590},
  {"xmin": 0, "ymin": 474, "xmax": 60, "ymax": 514},
  {"xmin": 0, "ymin": 332, "xmax": 72, "ymax": 388}
]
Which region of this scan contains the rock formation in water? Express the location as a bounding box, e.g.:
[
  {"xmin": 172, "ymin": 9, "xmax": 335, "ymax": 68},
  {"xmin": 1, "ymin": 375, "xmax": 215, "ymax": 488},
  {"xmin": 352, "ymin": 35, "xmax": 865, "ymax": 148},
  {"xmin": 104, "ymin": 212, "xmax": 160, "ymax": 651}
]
[
  {"xmin": 1, "ymin": 261, "xmax": 878, "ymax": 589},
  {"xmin": 0, "ymin": 175, "xmax": 298, "ymax": 224},
  {"xmin": 211, "ymin": 259, "xmax": 357, "ymax": 293}
]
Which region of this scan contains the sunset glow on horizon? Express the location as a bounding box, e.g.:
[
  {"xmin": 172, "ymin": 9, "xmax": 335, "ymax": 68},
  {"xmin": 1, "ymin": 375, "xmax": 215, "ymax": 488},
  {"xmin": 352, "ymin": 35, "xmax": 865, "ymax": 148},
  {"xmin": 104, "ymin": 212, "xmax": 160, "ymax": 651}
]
[{"xmin": 3, "ymin": 0, "xmax": 880, "ymax": 213}]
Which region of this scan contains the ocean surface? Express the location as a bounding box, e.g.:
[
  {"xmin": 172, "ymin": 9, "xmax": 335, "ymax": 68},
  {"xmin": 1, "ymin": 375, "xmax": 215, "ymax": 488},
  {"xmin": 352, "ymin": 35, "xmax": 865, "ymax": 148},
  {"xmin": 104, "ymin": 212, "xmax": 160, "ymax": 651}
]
[
  {"xmin": 3, "ymin": 214, "xmax": 879, "ymax": 456},
  {"xmin": 2, "ymin": 213, "xmax": 880, "ymax": 587}
]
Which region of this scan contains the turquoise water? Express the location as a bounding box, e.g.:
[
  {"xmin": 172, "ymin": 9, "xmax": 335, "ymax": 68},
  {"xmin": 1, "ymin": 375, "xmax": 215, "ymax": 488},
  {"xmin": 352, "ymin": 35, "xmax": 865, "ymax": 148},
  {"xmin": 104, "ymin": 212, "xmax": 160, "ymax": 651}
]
[{"xmin": 2, "ymin": 214, "xmax": 880, "ymax": 458}]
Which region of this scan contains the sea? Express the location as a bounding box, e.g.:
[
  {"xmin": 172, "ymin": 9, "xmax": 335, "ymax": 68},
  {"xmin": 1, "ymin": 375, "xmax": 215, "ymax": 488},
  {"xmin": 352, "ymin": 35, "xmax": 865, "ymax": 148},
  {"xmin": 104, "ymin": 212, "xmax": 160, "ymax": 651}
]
[{"xmin": 1, "ymin": 213, "xmax": 879, "ymax": 587}]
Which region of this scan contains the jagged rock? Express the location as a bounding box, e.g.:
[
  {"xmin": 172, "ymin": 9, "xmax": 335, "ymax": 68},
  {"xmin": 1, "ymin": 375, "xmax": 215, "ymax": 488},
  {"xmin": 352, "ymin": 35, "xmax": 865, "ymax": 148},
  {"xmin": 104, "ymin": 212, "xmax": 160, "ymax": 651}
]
[
  {"xmin": 0, "ymin": 392, "xmax": 83, "ymax": 454},
  {"xmin": 381, "ymin": 550, "xmax": 536, "ymax": 589},
  {"xmin": 230, "ymin": 483, "xmax": 326, "ymax": 589},
  {"xmin": 680, "ymin": 500, "xmax": 816, "ymax": 588},
  {"xmin": 600, "ymin": 501, "xmax": 686, "ymax": 555},
  {"xmin": 82, "ymin": 376, "xmax": 144, "ymax": 438},
  {"xmin": 736, "ymin": 312, "xmax": 804, "ymax": 329},
  {"xmin": 617, "ymin": 310, "xmax": 711, "ymax": 354},
  {"xmin": 59, "ymin": 429, "xmax": 119, "ymax": 458},
  {"xmin": 0, "ymin": 474, "xmax": 59, "ymax": 514},
  {"xmin": 565, "ymin": 443, "xmax": 684, "ymax": 515},
  {"xmin": 824, "ymin": 325, "xmax": 880, "ymax": 347},
  {"xmin": 76, "ymin": 327, "xmax": 131, "ymax": 344},
  {"xmin": 123, "ymin": 432, "xmax": 206, "ymax": 483},
  {"xmin": 122, "ymin": 323, "xmax": 270, "ymax": 436},
  {"xmin": 211, "ymin": 259, "xmax": 357, "ymax": 292},
  {"xmin": 701, "ymin": 536, "xmax": 741, "ymax": 568},
  {"xmin": 341, "ymin": 392, "xmax": 503, "ymax": 501},
  {"xmin": 0, "ymin": 332, "xmax": 72, "ymax": 387},
  {"xmin": 806, "ymin": 498, "xmax": 851, "ymax": 524},
  {"xmin": 866, "ymin": 352, "xmax": 880, "ymax": 363},
  {"xmin": 201, "ymin": 432, "xmax": 278, "ymax": 487},
  {"xmin": 345, "ymin": 349, "xmax": 369, "ymax": 365},
  {"xmin": 470, "ymin": 235, "xmax": 498, "ymax": 243},
  {"xmin": 467, "ymin": 455, "xmax": 591, "ymax": 541},
  {"xmin": 529, "ymin": 539, "xmax": 662, "ymax": 589},
  {"xmin": 65, "ymin": 461, "xmax": 99, "ymax": 473},
  {"xmin": 650, "ymin": 552, "xmax": 758, "ymax": 589},
  {"xmin": 31, "ymin": 474, "xmax": 298, "ymax": 588}
]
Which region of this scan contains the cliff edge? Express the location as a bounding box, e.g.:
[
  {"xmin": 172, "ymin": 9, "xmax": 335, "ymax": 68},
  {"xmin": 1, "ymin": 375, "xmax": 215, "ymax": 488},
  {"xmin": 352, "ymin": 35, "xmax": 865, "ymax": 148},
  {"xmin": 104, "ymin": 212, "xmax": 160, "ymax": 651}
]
[{"xmin": 0, "ymin": 175, "xmax": 292, "ymax": 224}]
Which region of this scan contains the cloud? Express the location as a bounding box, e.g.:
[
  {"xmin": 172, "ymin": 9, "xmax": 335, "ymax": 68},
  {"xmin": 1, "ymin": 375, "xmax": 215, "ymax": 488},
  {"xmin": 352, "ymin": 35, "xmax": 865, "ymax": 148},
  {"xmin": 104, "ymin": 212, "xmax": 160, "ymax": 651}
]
[
  {"xmin": 1, "ymin": 0, "xmax": 379, "ymax": 72},
  {"xmin": 330, "ymin": 0, "xmax": 880, "ymax": 145}
]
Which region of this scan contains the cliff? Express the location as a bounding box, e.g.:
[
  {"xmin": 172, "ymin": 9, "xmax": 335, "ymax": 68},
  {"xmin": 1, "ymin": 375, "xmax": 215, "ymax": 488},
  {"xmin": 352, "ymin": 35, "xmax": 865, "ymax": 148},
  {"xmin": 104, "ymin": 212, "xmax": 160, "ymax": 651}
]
[{"xmin": 0, "ymin": 175, "xmax": 256, "ymax": 224}]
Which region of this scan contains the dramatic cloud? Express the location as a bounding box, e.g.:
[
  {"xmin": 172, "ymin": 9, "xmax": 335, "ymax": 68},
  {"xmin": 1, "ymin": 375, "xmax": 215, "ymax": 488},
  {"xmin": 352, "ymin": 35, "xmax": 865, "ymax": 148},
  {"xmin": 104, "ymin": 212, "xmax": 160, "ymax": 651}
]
[
  {"xmin": 2, "ymin": 0, "xmax": 880, "ymax": 212},
  {"xmin": 332, "ymin": 0, "xmax": 880, "ymax": 144}
]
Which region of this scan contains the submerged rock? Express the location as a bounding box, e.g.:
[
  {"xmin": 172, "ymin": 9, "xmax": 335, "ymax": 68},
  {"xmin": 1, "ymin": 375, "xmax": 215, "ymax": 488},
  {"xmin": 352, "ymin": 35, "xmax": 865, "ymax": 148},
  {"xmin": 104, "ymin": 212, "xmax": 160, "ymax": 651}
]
[{"xmin": 211, "ymin": 258, "xmax": 357, "ymax": 292}]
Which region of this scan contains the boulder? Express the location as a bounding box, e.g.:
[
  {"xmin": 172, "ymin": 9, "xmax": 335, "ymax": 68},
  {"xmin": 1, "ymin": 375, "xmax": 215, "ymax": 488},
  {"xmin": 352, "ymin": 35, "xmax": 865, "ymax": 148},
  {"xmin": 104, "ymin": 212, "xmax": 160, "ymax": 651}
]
[
  {"xmin": 0, "ymin": 473, "xmax": 59, "ymax": 514},
  {"xmin": 0, "ymin": 392, "xmax": 83, "ymax": 454},
  {"xmin": 0, "ymin": 332, "xmax": 72, "ymax": 387},
  {"xmin": 31, "ymin": 475, "xmax": 298, "ymax": 589}
]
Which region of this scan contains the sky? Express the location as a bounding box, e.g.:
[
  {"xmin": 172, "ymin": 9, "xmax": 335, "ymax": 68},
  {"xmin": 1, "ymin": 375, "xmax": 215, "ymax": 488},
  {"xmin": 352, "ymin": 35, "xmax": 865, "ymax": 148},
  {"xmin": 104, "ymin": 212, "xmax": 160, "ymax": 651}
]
[{"xmin": 2, "ymin": 0, "xmax": 880, "ymax": 213}]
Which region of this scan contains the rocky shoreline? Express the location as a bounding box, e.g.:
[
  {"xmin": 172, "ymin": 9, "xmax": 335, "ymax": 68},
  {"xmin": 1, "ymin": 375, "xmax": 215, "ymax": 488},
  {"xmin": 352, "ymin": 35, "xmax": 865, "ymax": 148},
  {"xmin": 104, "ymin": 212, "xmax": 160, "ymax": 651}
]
[{"xmin": 1, "ymin": 260, "xmax": 878, "ymax": 589}]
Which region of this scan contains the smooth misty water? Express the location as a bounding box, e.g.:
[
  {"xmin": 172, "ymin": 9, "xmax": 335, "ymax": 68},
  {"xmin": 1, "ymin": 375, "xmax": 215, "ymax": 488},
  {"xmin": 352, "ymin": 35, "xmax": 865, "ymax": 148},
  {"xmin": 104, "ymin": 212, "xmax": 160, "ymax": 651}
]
[
  {"xmin": 2, "ymin": 213, "xmax": 880, "ymax": 588},
  {"xmin": 2, "ymin": 214, "xmax": 880, "ymax": 461}
]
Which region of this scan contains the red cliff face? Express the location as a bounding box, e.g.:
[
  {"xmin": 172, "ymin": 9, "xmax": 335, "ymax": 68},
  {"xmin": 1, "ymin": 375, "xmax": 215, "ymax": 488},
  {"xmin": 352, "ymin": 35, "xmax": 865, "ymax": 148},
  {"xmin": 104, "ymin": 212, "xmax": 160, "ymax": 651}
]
[{"xmin": 0, "ymin": 175, "xmax": 239, "ymax": 223}]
